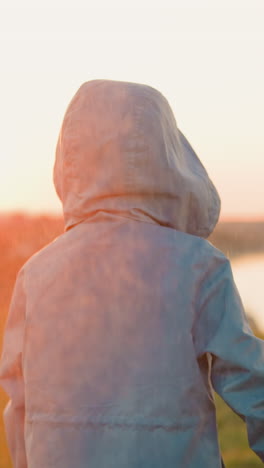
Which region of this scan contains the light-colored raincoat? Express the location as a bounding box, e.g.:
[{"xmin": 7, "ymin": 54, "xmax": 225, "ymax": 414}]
[{"xmin": 1, "ymin": 80, "xmax": 264, "ymax": 467}]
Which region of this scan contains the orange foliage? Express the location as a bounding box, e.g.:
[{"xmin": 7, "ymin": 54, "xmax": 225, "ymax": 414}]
[{"xmin": 0, "ymin": 213, "xmax": 64, "ymax": 344}]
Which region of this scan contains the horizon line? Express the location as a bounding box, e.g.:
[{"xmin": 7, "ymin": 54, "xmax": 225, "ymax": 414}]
[{"xmin": 1, "ymin": 210, "xmax": 264, "ymax": 224}]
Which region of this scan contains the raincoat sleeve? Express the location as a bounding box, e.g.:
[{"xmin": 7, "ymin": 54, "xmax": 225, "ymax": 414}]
[
  {"xmin": 194, "ymin": 255, "xmax": 264, "ymax": 462},
  {"xmin": 0, "ymin": 268, "xmax": 27, "ymax": 468}
]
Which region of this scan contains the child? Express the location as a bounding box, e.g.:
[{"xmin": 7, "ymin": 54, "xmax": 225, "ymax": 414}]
[{"xmin": 1, "ymin": 80, "xmax": 263, "ymax": 467}]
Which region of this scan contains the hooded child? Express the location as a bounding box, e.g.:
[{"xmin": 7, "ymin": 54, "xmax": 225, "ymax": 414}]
[{"xmin": 0, "ymin": 80, "xmax": 264, "ymax": 468}]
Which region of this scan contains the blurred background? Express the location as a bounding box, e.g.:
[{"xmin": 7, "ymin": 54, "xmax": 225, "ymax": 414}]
[{"xmin": 0, "ymin": 1, "xmax": 263, "ymax": 466}]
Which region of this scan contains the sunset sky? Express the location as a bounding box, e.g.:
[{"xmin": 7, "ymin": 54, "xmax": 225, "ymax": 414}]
[{"xmin": 0, "ymin": 0, "xmax": 263, "ymax": 220}]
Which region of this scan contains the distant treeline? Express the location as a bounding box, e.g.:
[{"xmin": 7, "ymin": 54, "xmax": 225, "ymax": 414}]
[
  {"xmin": 208, "ymin": 221, "xmax": 264, "ymax": 259},
  {"xmin": 1, "ymin": 214, "xmax": 264, "ymax": 268},
  {"xmin": 0, "ymin": 214, "xmax": 263, "ymax": 316}
]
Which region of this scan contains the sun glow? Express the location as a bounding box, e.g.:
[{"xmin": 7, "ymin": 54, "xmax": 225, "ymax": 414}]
[{"xmin": 0, "ymin": 0, "xmax": 263, "ymax": 220}]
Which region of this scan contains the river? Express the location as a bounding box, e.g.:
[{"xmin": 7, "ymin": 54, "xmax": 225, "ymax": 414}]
[{"xmin": 231, "ymin": 253, "xmax": 264, "ymax": 333}]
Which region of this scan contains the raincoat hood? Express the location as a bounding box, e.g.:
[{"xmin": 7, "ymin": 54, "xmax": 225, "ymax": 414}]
[{"xmin": 54, "ymin": 80, "xmax": 220, "ymax": 237}]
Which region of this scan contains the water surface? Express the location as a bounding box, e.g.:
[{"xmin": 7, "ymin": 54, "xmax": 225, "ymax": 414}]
[{"xmin": 232, "ymin": 253, "xmax": 264, "ymax": 333}]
